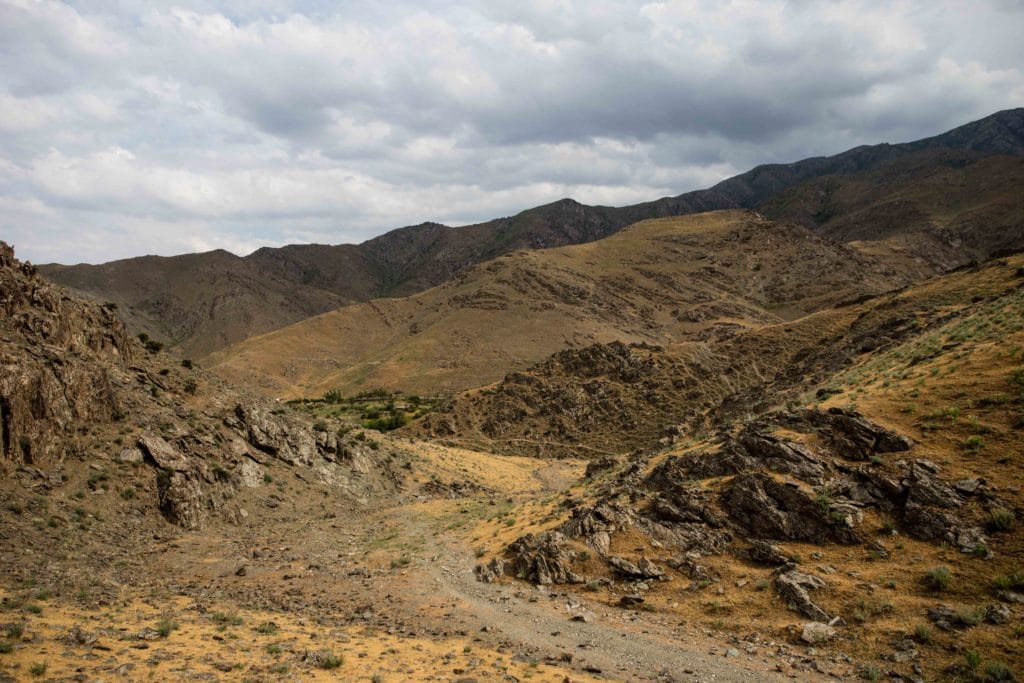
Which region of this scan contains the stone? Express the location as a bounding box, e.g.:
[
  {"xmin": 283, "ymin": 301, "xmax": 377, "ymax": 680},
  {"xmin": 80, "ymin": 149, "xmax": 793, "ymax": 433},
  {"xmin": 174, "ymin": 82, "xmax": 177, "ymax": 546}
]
[
  {"xmin": 800, "ymin": 622, "xmax": 836, "ymax": 644},
  {"xmin": 775, "ymin": 570, "xmax": 830, "ymax": 622},
  {"xmin": 138, "ymin": 434, "xmax": 190, "ymax": 471},
  {"xmin": 116, "ymin": 448, "xmax": 144, "ymax": 464},
  {"xmin": 985, "ymin": 603, "xmax": 1012, "ymax": 624}
]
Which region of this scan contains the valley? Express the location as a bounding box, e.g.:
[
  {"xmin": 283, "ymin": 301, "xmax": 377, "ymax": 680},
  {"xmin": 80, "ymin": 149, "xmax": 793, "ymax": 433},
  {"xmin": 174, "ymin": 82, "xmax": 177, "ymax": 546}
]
[{"xmin": 3, "ymin": 108, "xmax": 1024, "ymax": 683}]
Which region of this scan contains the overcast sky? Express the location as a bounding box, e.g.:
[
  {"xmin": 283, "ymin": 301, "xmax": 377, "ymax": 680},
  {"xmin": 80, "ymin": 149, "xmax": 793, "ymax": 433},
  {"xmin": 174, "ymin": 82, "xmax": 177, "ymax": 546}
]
[{"xmin": 2, "ymin": 0, "xmax": 1022, "ymax": 264}]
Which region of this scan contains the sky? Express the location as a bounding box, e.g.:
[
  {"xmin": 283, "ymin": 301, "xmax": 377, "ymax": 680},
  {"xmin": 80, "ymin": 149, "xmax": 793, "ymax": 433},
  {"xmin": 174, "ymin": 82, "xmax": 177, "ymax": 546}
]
[{"xmin": 1, "ymin": 1, "xmax": 1022, "ymax": 264}]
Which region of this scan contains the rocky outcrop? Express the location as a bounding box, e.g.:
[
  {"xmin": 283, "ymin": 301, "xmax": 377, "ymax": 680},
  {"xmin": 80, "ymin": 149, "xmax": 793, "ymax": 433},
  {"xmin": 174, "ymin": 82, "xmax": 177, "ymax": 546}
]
[
  {"xmin": 492, "ymin": 407, "xmax": 988, "ymax": 591},
  {"xmin": 0, "ymin": 242, "xmax": 131, "ymax": 466},
  {"xmin": 722, "ymin": 473, "xmax": 862, "ymax": 544},
  {"xmin": 775, "ymin": 569, "xmax": 831, "ymax": 622},
  {"xmin": 506, "ymin": 532, "xmax": 585, "ymax": 585},
  {"xmin": 1, "ymin": 241, "xmax": 411, "ymax": 530}
]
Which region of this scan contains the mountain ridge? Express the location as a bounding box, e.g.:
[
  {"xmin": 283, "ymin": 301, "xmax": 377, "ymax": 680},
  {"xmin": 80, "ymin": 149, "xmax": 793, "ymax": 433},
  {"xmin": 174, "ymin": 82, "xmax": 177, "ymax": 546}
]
[{"xmin": 39, "ymin": 108, "xmax": 1024, "ymax": 357}]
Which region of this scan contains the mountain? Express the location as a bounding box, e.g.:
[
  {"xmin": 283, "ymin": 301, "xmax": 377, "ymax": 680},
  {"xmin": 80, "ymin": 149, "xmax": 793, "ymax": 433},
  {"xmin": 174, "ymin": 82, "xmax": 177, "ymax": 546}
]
[
  {"xmin": 39, "ymin": 108, "xmax": 1024, "ymax": 357},
  {"xmin": 204, "ymin": 210, "xmax": 914, "ymax": 398}
]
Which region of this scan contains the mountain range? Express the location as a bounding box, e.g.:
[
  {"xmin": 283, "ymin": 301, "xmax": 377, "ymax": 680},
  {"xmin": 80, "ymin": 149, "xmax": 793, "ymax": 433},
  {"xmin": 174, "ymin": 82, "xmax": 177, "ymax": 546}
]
[{"xmin": 40, "ymin": 108, "xmax": 1024, "ymax": 364}]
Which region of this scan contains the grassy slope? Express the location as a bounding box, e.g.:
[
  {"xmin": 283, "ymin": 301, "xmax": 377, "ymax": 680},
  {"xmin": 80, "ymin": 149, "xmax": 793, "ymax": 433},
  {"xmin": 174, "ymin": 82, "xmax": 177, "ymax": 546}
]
[{"xmin": 205, "ymin": 210, "xmax": 909, "ymax": 399}]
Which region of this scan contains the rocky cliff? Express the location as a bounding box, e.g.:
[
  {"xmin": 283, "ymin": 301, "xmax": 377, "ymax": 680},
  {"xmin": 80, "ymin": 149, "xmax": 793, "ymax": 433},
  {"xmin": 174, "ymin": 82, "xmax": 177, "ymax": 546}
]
[{"xmin": 0, "ymin": 241, "xmax": 412, "ymax": 529}]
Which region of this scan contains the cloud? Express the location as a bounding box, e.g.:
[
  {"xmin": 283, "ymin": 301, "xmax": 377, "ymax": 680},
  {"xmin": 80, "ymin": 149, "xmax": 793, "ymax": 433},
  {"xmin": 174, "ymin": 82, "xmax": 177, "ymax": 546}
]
[{"xmin": 0, "ymin": 0, "xmax": 1021, "ymax": 263}]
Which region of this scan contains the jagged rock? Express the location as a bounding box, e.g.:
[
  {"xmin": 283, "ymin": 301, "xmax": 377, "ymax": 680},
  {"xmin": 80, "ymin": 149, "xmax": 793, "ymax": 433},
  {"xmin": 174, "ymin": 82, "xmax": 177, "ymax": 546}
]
[
  {"xmin": 474, "ymin": 558, "xmax": 506, "ymax": 583},
  {"xmin": 605, "ymin": 556, "xmax": 666, "ymax": 580},
  {"xmin": 903, "ymin": 502, "xmax": 988, "ymax": 553},
  {"xmin": 904, "ymin": 461, "xmax": 962, "ymax": 508},
  {"xmin": 0, "ymin": 242, "xmax": 130, "ymax": 466},
  {"xmin": 927, "ymin": 605, "xmax": 981, "ymax": 630},
  {"xmin": 587, "ymin": 531, "xmax": 610, "ymax": 557},
  {"xmin": 689, "ymin": 432, "xmax": 827, "ymax": 483},
  {"xmin": 746, "ymin": 540, "xmax": 790, "ymax": 566},
  {"xmin": 637, "ymin": 557, "xmax": 666, "ymax": 579},
  {"xmin": 722, "ymin": 473, "xmax": 861, "ymax": 544},
  {"xmin": 559, "ymin": 504, "xmax": 628, "ymax": 538},
  {"xmin": 953, "ymin": 479, "xmax": 983, "ymax": 496},
  {"xmin": 619, "ymin": 594, "xmax": 645, "ymax": 606},
  {"xmin": 233, "ymin": 401, "xmax": 318, "ymax": 466},
  {"xmin": 506, "ymin": 532, "xmax": 584, "ymax": 585},
  {"xmin": 775, "ymin": 570, "xmax": 830, "ymax": 622},
  {"xmin": 138, "ymin": 434, "xmax": 190, "ymax": 471},
  {"xmin": 985, "ymin": 603, "xmax": 1012, "ymax": 624},
  {"xmin": 801, "ymin": 407, "xmax": 913, "ymax": 459},
  {"xmin": 801, "ymin": 622, "xmax": 836, "ymax": 644},
  {"xmin": 155, "ymin": 468, "xmax": 207, "ymax": 529}
]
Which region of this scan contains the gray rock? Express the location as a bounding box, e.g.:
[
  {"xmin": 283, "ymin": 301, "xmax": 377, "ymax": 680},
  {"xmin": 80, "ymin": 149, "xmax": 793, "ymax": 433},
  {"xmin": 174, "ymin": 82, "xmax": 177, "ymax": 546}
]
[
  {"xmin": 801, "ymin": 622, "xmax": 836, "ymax": 644},
  {"xmin": 116, "ymin": 447, "xmax": 144, "ymax": 464},
  {"xmin": 775, "ymin": 570, "xmax": 830, "ymax": 622}
]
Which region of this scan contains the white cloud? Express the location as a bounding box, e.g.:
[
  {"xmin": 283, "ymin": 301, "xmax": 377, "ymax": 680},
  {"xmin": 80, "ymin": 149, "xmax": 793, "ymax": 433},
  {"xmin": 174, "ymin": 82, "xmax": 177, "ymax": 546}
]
[{"xmin": 0, "ymin": 0, "xmax": 1021, "ymax": 263}]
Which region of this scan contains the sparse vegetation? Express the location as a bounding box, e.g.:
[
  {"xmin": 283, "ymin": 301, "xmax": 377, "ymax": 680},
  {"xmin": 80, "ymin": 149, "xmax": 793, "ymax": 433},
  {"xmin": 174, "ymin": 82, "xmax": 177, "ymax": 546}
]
[{"xmin": 924, "ymin": 566, "xmax": 952, "ymax": 591}]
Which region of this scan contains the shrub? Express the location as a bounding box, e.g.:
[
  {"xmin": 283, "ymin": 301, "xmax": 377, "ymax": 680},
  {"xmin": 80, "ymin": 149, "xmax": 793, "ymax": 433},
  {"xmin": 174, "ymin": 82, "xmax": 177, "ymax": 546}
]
[
  {"xmin": 913, "ymin": 624, "xmax": 932, "ymax": 644},
  {"xmin": 29, "ymin": 662, "xmax": 46, "ymax": 677},
  {"xmin": 965, "ymin": 650, "xmax": 982, "ymax": 671},
  {"xmin": 0, "ymin": 641, "xmax": 12, "ymax": 653},
  {"xmin": 983, "ymin": 661, "xmax": 1016, "ymax": 682},
  {"xmin": 924, "ymin": 566, "xmax": 952, "ymax": 591},
  {"xmin": 180, "ymin": 359, "xmax": 193, "ymax": 369},
  {"xmin": 963, "ymin": 435, "xmax": 985, "ymax": 451},
  {"xmin": 254, "ymin": 621, "xmax": 278, "ymax": 635},
  {"xmin": 156, "ymin": 617, "xmax": 179, "ymax": 637},
  {"xmin": 990, "ymin": 508, "xmax": 1016, "ymax": 531},
  {"xmin": 317, "ymin": 651, "xmax": 343, "ymax": 669}
]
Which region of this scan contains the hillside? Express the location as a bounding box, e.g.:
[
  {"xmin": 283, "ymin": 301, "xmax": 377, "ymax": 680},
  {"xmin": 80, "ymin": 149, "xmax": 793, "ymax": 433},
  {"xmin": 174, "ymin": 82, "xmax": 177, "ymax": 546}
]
[
  {"xmin": 0, "ymin": 240, "xmax": 784, "ymax": 682},
  {"xmin": 204, "ymin": 210, "xmax": 912, "ymax": 398},
  {"xmin": 417, "ymin": 253, "xmax": 1024, "ymax": 458},
  {"xmin": 430, "ymin": 251, "xmax": 1024, "ymax": 681},
  {"xmin": 39, "ymin": 108, "xmax": 1024, "ymax": 357}
]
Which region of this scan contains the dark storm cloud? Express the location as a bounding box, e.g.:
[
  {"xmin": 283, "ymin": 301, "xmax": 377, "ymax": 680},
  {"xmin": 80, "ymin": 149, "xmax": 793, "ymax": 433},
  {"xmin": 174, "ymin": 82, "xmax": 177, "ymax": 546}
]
[{"xmin": 0, "ymin": 0, "xmax": 1021, "ymax": 263}]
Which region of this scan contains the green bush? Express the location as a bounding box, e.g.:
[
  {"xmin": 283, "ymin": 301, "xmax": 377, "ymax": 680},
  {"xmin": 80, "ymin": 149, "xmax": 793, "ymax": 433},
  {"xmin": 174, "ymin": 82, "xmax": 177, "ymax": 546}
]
[{"xmin": 924, "ymin": 566, "xmax": 952, "ymax": 591}]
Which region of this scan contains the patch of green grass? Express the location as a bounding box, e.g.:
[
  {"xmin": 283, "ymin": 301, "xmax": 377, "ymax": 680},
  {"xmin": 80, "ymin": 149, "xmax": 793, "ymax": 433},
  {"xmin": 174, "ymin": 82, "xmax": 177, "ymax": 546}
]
[
  {"xmin": 317, "ymin": 651, "xmax": 343, "ymax": 669},
  {"xmin": 29, "ymin": 662, "xmax": 46, "ymax": 677},
  {"xmin": 924, "ymin": 566, "xmax": 952, "ymax": 591},
  {"xmin": 254, "ymin": 621, "xmax": 278, "ymax": 635},
  {"xmin": 989, "ymin": 508, "xmax": 1016, "ymax": 531},
  {"xmin": 156, "ymin": 617, "xmax": 179, "ymax": 638}
]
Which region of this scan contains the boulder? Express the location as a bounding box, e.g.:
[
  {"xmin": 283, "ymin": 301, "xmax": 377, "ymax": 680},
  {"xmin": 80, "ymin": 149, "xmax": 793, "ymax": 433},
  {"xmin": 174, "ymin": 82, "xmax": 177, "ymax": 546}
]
[
  {"xmin": 138, "ymin": 434, "xmax": 190, "ymax": 471},
  {"xmin": 775, "ymin": 570, "xmax": 830, "ymax": 622},
  {"xmin": 801, "ymin": 622, "xmax": 836, "ymax": 644}
]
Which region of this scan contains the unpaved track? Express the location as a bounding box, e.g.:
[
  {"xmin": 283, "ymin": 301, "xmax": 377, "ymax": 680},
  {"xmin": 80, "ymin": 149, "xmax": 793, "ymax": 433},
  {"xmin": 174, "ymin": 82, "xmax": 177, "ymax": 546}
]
[{"xmin": 386, "ymin": 509, "xmax": 799, "ymax": 682}]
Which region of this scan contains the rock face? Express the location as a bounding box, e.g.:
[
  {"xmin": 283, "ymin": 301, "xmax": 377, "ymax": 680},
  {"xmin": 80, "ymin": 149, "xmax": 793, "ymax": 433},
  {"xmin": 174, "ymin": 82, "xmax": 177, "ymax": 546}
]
[
  {"xmin": 0, "ymin": 241, "xmax": 410, "ymax": 530},
  {"xmin": 0, "ymin": 241, "xmax": 131, "ymax": 466}
]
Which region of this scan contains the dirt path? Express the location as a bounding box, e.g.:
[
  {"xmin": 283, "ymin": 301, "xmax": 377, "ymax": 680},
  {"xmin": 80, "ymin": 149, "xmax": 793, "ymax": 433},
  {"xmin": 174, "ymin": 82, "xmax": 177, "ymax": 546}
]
[{"xmin": 381, "ymin": 505, "xmax": 801, "ymax": 682}]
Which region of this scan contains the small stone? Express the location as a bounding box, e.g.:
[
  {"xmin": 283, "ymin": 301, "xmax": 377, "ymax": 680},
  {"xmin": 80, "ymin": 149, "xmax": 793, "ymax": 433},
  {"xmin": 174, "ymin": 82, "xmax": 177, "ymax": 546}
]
[{"xmin": 801, "ymin": 622, "xmax": 836, "ymax": 644}]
